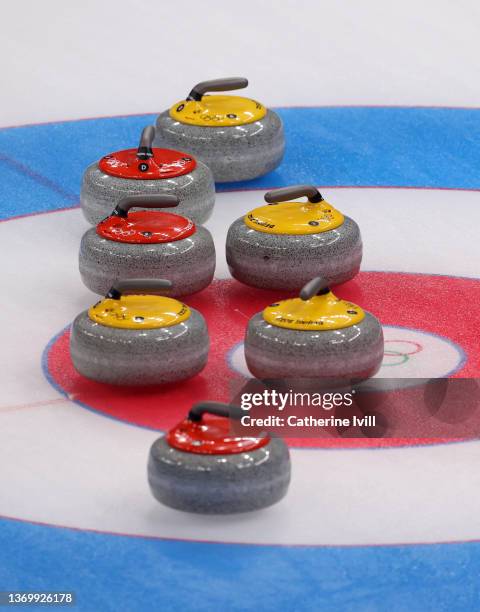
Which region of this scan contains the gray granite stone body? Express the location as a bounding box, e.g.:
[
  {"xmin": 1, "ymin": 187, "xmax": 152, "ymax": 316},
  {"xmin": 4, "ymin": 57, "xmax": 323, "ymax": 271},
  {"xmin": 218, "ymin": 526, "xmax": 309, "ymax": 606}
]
[
  {"xmin": 245, "ymin": 312, "xmax": 384, "ymax": 383},
  {"xmin": 80, "ymin": 160, "xmax": 215, "ymax": 225},
  {"xmin": 154, "ymin": 110, "xmax": 285, "ymax": 182},
  {"xmin": 226, "ymin": 215, "xmax": 362, "ymax": 290},
  {"xmin": 79, "ymin": 225, "xmax": 215, "ymax": 297},
  {"xmin": 70, "ymin": 309, "xmax": 209, "ymax": 385},
  {"xmin": 148, "ymin": 436, "xmax": 290, "ymax": 513}
]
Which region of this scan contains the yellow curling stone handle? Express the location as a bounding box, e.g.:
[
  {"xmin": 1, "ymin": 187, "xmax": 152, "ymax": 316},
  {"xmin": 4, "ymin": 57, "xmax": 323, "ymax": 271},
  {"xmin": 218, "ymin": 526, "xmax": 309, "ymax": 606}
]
[
  {"xmin": 170, "ymin": 77, "xmax": 266, "ymax": 127},
  {"xmin": 263, "ymin": 276, "xmax": 365, "ymax": 330},
  {"xmin": 244, "ymin": 185, "xmax": 345, "ymax": 235},
  {"xmin": 88, "ymin": 279, "xmax": 191, "ymax": 329}
]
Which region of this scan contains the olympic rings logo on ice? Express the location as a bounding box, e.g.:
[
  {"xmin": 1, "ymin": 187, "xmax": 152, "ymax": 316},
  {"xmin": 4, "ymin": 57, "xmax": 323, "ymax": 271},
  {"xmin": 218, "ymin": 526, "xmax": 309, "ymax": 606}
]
[{"xmin": 382, "ymin": 340, "xmax": 423, "ymax": 367}]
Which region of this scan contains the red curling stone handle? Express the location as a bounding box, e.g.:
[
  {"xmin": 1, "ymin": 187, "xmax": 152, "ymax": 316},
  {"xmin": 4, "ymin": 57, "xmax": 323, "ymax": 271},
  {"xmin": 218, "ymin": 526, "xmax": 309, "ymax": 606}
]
[
  {"xmin": 187, "ymin": 401, "xmax": 245, "ymax": 422},
  {"xmin": 137, "ymin": 125, "xmax": 155, "ymax": 160},
  {"xmin": 264, "ymin": 185, "xmax": 324, "ymax": 204},
  {"xmin": 112, "ymin": 194, "xmax": 180, "ymax": 218}
]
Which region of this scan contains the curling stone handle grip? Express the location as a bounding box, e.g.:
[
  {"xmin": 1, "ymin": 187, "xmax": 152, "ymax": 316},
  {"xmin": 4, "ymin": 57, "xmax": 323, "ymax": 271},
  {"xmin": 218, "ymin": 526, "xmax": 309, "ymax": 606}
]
[
  {"xmin": 300, "ymin": 277, "xmax": 330, "ymax": 301},
  {"xmin": 113, "ymin": 194, "xmax": 179, "ymax": 217},
  {"xmin": 188, "ymin": 402, "xmax": 245, "ymax": 422},
  {"xmin": 106, "ymin": 279, "xmax": 173, "ymax": 299},
  {"xmin": 187, "ymin": 78, "xmax": 248, "ymax": 101},
  {"xmin": 264, "ymin": 185, "xmax": 324, "ymax": 204},
  {"xmin": 137, "ymin": 126, "xmax": 155, "ymax": 160}
]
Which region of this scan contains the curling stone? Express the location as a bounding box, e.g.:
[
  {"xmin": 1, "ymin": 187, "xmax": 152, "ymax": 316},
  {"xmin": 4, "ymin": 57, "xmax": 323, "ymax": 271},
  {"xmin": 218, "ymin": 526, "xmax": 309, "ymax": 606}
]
[
  {"xmin": 155, "ymin": 77, "xmax": 285, "ymax": 182},
  {"xmin": 79, "ymin": 194, "xmax": 215, "ymax": 297},
  {"xmin": 148, "ymin": 402, "xmax": 291, "ymax": 514},
  {"xmin": 80, "ymin": 125, "xmax": 215, "ymax": 225},
  {"xmin": 70, "ymin": 279, "xmax": 209, "ymax": 386},
  {"xmin": 226, "ymin": 185, "xmax": 362, "ymax": 290},
  {"xmin": 245, "ymin": 276, "xmax": 384, "ymax": 384}
]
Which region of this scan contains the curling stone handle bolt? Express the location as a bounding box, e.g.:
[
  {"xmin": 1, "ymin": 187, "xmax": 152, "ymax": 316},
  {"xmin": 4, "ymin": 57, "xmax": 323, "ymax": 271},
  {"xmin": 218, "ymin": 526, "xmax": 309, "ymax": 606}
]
[
  {"xmin": 137, "ymin": 126, "xmax": 155, "ymax": 160},
  {"xmin": 300, "ymin": 277, "xmax": 330, "ymax": 301},
  {"xmin": 264, "ymin": 185, "xmax": 324, "ymax": 205},
  {"xmin": 106, "ymin": 279, "xmax": 173, "ymax": 300},
  {"xmin": 188, "ymin": 401, "xmax": 245, "ymax": 422},
  {"xmin": 113, "ymin": 194, "xmax": 180, "ymax": 217},
  {"xmin": 187, "ymin": 78, "xmax": 248, "ymax": 102}
]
